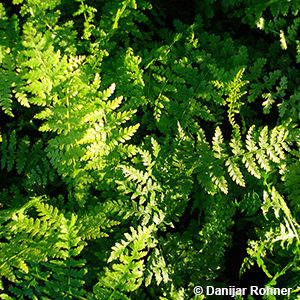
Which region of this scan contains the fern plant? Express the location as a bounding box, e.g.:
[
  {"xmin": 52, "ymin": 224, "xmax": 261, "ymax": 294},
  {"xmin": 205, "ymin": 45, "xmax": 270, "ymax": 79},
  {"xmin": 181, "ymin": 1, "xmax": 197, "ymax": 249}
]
[{"xmin": 0, "ymin": 0, "xmax": 299, "ymax": 299}]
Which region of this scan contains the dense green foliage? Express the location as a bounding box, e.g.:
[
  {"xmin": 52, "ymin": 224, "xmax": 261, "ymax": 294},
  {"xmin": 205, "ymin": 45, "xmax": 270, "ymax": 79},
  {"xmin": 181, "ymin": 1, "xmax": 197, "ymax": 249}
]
[{"xmin": 0, "ymin": 0, "xmax": 299, "ymax": 299}]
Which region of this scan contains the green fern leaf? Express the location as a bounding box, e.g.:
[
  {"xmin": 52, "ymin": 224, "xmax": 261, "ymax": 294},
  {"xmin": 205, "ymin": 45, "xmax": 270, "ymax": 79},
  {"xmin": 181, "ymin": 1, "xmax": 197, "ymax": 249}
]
[{"xmin": 226, "ymin": 158, "xmax": 246, "ymax": 187}]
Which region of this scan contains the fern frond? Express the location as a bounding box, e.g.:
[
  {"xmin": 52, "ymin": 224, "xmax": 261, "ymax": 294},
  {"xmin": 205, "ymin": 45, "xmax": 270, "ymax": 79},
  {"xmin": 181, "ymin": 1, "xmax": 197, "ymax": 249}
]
[
  {"xmin": 151, "ymin": 137, "xmax": 161, "ymax": 158},
  {"xmin": 111, "ymin": 124, "xmax": 140, "ymax": 144},
  {"xmin": 0, "ymin": 52, "xmax": 16, "ymax": 116},
  {"xmin": 78, "ymin": 203, "xmax": 120, "ymax": 240},
  {"xmin": 226, "ymin": 158, "xmax": 246, "ymax": 187},
  {"xmin": 242, "ymin": 153, "xmax": 261, "ymax": 179},
  {"xmin": 145, "ymin": 247, "xmax": 169, "ymax": 287},
  {"xmin": 119, "ymin": 165, "xmax": 149, "ymax": 185},
  {"xmin": 94, "ymin": 225, "xmax": 155, "ymax": 297},
  {"xmin": 229, "ymin": 128, "xmax": 245, "ymax": 156},
  {"xmin": 212, "ymin": 126, "xmax": 226, "ymax": 159}
]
